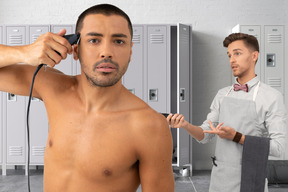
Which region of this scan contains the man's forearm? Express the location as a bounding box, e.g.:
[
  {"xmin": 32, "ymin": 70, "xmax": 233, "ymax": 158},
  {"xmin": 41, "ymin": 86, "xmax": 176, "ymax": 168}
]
[
  {"xmin": 0, "ymin": 45, "xmax": 25, "ymax": 67},
  {"xmin": 183, "ymin": 123, "xmax": 204, "ymax": 141}
]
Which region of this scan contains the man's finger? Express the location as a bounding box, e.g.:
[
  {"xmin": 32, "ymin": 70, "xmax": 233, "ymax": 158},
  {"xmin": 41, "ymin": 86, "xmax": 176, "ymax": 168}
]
[
  {"xmin": 56, "ymin": 29, "xmax": 67, "ymax": 36},
  {"xmin": 209, "ymin": 120, "xmax": 215, "ymax": 130}
]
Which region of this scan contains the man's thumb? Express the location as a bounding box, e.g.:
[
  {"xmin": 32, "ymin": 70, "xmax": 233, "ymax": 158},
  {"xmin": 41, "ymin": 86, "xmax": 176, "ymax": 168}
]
[{"xmin": 56, "ymin": 29, "xmax": 67, "ymax": 36}]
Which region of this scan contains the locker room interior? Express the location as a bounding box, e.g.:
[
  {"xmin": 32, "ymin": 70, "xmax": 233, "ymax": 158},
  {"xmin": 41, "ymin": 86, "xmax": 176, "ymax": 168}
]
[{"xmin": 0, "ymin": 0, "xmax": 288, "ymax": 191}]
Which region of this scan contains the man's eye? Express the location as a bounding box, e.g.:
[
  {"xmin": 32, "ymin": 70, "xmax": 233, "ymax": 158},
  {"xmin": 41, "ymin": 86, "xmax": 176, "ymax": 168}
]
[
  {"xmin": 115, "ymin": 39, "xmax": 124, "ymax": 44},
  {"xmin": 235, "ymin": 52, "xmax": 241, "ymax": 56},
  {"xmin": 89, "ymin": 39, "xmax": 99, "ymax": 43}
]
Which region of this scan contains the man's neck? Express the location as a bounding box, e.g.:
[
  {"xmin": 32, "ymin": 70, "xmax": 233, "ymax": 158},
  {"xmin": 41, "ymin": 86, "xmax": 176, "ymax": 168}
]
[
  {"xmin": 237, "ymin": 73, "xmax": 256, "ymax": 85},
  {"xmin": 77, "ymin": 76, "xmax": 124, "ymax": 113}
]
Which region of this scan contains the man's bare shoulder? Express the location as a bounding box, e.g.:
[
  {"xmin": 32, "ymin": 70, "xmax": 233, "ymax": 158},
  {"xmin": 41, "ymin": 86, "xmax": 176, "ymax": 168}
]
[
  {"xmin": 37, "ymin": 67, "xmax": 78, "ymax": 96},
  {"xmin": 124, "ymin": 94, "xmax": 170, "ymax": 137},
  {"xmin": 122, "ymin": 91, "xmax": 167, "ymax": 129},
  {"xmin": 124, "ymin": 92, "xmax": 173, "ymax": 162}
]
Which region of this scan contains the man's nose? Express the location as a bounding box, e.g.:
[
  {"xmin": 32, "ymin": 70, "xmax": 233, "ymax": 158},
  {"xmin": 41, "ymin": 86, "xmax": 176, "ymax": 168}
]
[
  {"xmin": 100, "ymin": 42, "xmax": 113, "ymax": 59},
  {"xmin": 230, "ymin": 55, "xmax": 236, "ymax": 63}
]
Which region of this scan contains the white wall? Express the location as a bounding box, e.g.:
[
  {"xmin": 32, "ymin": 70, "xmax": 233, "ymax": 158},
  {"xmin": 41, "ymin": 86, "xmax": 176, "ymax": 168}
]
[{"xmin": 0, "ymin": 0, "xmax": 287, "ymax": 170}]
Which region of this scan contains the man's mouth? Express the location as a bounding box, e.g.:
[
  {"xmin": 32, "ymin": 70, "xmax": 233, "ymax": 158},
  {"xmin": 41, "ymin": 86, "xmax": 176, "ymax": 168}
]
[
  {"xmin": 231, "ymin": 65, "xmax": 238, "ymax": 70},
  {"xmin": 96, "ymin": 63, "xmax": 116, "ymax": 73}
]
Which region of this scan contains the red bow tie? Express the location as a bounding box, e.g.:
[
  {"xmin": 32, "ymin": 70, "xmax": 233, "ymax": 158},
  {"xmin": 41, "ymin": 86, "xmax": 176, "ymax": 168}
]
[{"xmin": 234, "ymin": 84, "xmax": 248, "ymax": 92}]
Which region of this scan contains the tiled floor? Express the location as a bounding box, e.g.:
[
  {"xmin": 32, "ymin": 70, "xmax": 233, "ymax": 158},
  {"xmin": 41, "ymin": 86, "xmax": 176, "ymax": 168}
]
[{"xmin": 0, "ymin": 168, "xmax": 288, "ymax": 192}]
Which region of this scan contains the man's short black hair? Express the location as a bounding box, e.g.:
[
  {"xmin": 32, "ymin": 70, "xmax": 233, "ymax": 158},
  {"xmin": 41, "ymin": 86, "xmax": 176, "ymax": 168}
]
[{"xmin": 75, "ymin": 4, "xmax": 133, "ymax": 39}]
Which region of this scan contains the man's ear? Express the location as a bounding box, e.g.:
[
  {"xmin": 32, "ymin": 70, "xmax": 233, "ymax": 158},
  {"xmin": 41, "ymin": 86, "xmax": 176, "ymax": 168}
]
[
  {"xmin": 129, "ymin": 41, "xmax": 133, "ymax": 63},
  {"xmin": 73, "ymin": 44, "xmax": 79, "ymax": 60},
  {"xmin": 252, "ymin": 51, "xmax": 259, "ymax": 63}
]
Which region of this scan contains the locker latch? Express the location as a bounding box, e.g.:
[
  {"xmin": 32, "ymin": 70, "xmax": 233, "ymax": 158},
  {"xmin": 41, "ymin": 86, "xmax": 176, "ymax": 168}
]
[
  {"xmin": 7, "ymin": 93, "xmax": 16, "ymax": 101},
  {"xmin": 180, "ymin": 88, "xmax": 185, "ymax": 102},
  {"xmin": 149, "ymin": 89, "xmax": 158, "ymax": 101},
  {"xmin": 267, "ymin": 54, "xmax": 275, "ymax": 67}
]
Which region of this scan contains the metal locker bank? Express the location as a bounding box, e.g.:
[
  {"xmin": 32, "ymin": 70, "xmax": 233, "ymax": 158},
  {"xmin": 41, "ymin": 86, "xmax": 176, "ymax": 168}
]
[
  {"xmin": 4, "ymin": 26, "xmax": 27, "ymax": 176},
  {"xmin": 0, "ymin": 25, "xmax": 75, "ymax": 176},
  {"xmin": 123, "ymin": 23, "xmax": 193, "ymax": 171}
]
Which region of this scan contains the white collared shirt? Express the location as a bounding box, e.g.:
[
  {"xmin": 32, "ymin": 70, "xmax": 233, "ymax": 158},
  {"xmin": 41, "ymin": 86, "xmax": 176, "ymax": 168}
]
[{"xmin": 200, "ymin": 76, "xmax": 287, "ymax": 157}]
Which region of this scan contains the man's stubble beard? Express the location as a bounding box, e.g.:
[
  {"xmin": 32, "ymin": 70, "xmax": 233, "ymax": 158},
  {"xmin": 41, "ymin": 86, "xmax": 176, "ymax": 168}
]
[{"xmin": 79, "ymin": 57, "xmax": 129, "ymax": 88}]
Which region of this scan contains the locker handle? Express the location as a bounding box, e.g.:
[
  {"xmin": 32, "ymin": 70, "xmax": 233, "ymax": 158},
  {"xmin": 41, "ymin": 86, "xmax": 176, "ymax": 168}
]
[
  {"xmin": 149, "ymin": 89, "xmax": 158, "ymax": 101},
  {"xmin": 8, "ymin": 93, "xmax": 16, "ymax": 101},
  {"xmin": 180, "ymin": 88, "xmax": 185, "ymax": 102},
  {"xmin": 267, "ymin": 54, "xmax": 275, "ymax": 67}
]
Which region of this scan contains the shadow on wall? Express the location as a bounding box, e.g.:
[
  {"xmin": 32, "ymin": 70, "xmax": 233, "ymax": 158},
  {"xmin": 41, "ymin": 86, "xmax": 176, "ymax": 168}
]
[{"xmin": 191, "ymin": 31, "xmax": 231, "ymax": 170}]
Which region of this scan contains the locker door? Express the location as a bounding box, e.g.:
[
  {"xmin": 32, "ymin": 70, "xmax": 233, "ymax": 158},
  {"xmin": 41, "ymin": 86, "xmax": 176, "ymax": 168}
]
[
  {"xmin": 123, "ymin": 25, "xmax": 145, "ymax": 100},
  {"xmin": 29, "ymin": 25, "xmax": 49, "ymax": 44},
  {"xmin": 176, "ymin": 24, "xmax": 191, "ymax": 166},
  {"xmin": 232, "ymin": 25, "xmax": 262, "ymax": 82},
  {"xmin": 264, "ymin": 26, "xmax": 284, "ymax": 96},
  {"xmin": 147, "ymin": 25, "xmax": 170, "ymax": 112},
  {"xmin": 28, "ymin": 26, "xmax": 50, "ymax": 164},
  {"xmin": 6, "ymin": 26, "xmax": 27, "ymax": 164},
  {"xmin": 51, "ymin": 25, "xmax": 74, "ymax": 75}
]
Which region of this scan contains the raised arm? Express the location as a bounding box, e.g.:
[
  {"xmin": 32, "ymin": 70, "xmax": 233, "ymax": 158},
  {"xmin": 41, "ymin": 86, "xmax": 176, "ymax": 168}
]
[{"xmin": 0, "ymin": 29, "xmax": 72, "ymax": 98}]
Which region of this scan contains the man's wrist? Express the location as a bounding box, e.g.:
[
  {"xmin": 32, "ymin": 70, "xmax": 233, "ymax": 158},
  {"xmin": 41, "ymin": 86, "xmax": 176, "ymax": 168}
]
[
  {"xmin": 182, "ymin": 121, "xmax": 190, "ymax": 129},
  {"xmin": 232, "ymin": 131, "xmax": 242, "ymax": 143},
  {"xmin": 15, "ymin": 45, "xmax": 27, "ymax": 64}
]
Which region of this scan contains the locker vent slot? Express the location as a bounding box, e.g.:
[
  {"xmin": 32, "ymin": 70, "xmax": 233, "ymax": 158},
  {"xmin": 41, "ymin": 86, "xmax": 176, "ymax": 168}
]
[
  {"xmin": 8, "ymin": 35, "xmax": 23, "ymax": 45},
  {"xmin": 132, "ymin": 34, "xmax": 141, "ymax": 44},
  {"xmin": 32, "ymin": 146, "xmax": 45, "ymax": 156},
  {"xmin": 9, "ymin": 146, "xmax": 23, "ymax": 156},
  {"xmin": 180, "ymin": 33, "xmax": 190, "ymax": 45},
  {"xmin": 150, "ymin": 34, "xmax": 164, "ymax": 44},
  {"xmin": 267, "ymin": 34, "xmax": 282, "ymax": 43},
  {"xmin": 32, "ymin": 34, "xmax": 41, "ymax": 43},
  {"xmin": 267, "ymin": 77, "xmax": 281, "ymax": 87}
]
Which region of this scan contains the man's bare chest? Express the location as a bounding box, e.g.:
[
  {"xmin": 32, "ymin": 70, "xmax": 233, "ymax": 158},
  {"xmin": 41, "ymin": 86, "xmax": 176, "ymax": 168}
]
[{"xmin": 45, "ymin": 112, "xmax": 138, "ymax": 180}]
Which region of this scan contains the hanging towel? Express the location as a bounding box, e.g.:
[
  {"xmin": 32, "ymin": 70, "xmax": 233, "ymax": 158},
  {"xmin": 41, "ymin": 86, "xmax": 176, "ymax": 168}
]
[{"xmin": 240, "ymin": 135, "xmax": 270, "ymax": 192}]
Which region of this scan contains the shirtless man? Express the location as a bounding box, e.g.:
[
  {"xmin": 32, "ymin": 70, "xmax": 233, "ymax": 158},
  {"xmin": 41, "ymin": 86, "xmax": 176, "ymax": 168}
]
[{"xmin": 0, "ymin": 4, "xmax": 174, "ymax": 192}]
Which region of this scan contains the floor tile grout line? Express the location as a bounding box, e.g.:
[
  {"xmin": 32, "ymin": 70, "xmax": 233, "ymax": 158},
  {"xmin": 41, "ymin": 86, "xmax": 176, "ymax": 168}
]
[{"xmin": 189, "ymin": 177, "xmax": 198, "ymax": 192}]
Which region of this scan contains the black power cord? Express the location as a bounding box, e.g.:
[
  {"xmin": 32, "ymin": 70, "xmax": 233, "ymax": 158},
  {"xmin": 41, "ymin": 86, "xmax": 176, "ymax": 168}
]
[
  {"xmin": 26, "ymin": 64, "xmax": 45, "ymax": 192},
  {"xmin": 25, "ymin": 34, "xmax": 80, "ymax": 192}
]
